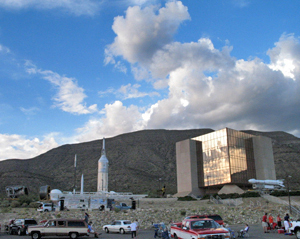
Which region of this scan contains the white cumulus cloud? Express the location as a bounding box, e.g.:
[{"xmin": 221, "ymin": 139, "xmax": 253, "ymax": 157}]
[
  {"xmin": 25, "ymin": 62, "xmax": 98, "ymax": 115},
  {"xmin": 0, "ymin": 133, "xmax": 58, "ymax": 160}
]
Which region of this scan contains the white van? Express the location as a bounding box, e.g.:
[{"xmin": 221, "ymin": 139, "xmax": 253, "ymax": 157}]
[{"xmin": 37, "ymin": 203, "xmax": 53, "ymax": 212}]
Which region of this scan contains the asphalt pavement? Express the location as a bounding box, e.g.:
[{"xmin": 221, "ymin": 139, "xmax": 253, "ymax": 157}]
[{"xmin": 0, "ymin": 224, "xmax": 294, "ymax": 239}]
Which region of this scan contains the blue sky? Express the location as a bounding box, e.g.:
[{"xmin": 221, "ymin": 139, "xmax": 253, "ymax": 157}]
[{"xmin": 0, "ymin": 0, "xmax": 300, "ymax": 160}]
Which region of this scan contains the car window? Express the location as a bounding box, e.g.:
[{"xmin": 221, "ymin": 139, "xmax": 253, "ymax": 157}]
[
  {"xmin": 15, "ymin": 220, "xmax": 22, "ymax": 224},
  {"xmin": 57, "ymin": 221, "xmax": 66, "ymax": 227},
  {"xmin": 124, "ymin": 221, "xmax": 131, "ymax": 225},
  {"xmin": 209, "ymin": 215, "xmax": 222, "ymax": 221},
  {"xmin": 212, "ymin": 221, "xmax": 220, "ymax": 228},
  {"xmin": 116, "ymin": 221, "xmax": 121, "ymax": 225},
  {"xmin": 203, "ymin": 221, "xmax": 212, "ymax": 228},
  {"xmin": 191, "ymin": 221, "xmax": 205, "ymax": 229},
  {"xmin": 48, "ymin": 221, "xmax": 56, "ymax": 227},
  {"xmin": 25, "ymin": 220, "xmax": 37, "ymax": 224},
  {"xmin": 68, "ymin": 221, "xmax": 85, "ymax": 227}
]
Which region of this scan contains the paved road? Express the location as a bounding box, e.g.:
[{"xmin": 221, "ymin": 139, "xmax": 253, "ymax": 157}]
[{"xmin": 0, "ymin": 224, "xmax": 293, "ymax": 239}]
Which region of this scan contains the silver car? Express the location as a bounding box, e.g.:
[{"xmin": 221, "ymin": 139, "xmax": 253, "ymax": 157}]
[{"xmin": 103, "ymin": 220, "xmax": 131, "ymax": 234}]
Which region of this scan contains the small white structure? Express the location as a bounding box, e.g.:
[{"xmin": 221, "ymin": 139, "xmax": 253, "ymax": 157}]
[
  {"xmin": 97, "ymin": 138, "xmax": 109, "ymax": 192},
  {"xmin": 49, "ymin": 137, "xmax": 147, "ymax": 210},
  {"xmin": 80, "ymin": 174, "xmax": 84, "ymax": 194}
]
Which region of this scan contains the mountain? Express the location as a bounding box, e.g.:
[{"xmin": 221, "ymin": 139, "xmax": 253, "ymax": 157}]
[{"xmin": 0, "ymin": 128, "xmax": 300, "ymax": 196}]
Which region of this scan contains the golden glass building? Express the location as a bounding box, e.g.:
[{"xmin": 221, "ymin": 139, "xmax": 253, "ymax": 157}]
[{"xmin": 175, "ymin": 128, "xmax": 276, "ymax": 197}]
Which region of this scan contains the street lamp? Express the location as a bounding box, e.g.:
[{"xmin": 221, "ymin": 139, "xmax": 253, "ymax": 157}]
[{"xmin": 287, "ymin": 175, "xmax": 292, "ymax": 214}]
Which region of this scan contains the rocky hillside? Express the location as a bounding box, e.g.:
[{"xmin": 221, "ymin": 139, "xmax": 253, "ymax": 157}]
[{"xmin": 0, "ymin": 128, "xmax": 299, "ymax": 196}]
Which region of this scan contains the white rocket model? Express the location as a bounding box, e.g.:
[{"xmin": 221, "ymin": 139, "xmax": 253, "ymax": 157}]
[
  {"xmin": 80, "ymin": 174, "xmax": 84, "ymax": 194},
  {"xmin": 248, "ymin": 178, "xmax": 284, "ymax": 190},
  {"xmin": 97, "ymin": 138, "xmax": 109, "ymax": 192}
]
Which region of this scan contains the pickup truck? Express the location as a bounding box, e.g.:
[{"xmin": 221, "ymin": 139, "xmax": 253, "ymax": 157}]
[
  {"xmin": 289, "ymin": 219, "xmax": 300, "ymax": 238},
  {"xmin": 170, "ymin": 218, "xmax": 230, "ymax": 239}
]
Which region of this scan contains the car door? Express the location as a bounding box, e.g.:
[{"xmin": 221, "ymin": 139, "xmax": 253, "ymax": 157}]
[
  {"xmin": 56, "ymin": 220, "xmax": 67, "ymax": 236},
  {"xmin": 42, "ymin": 220, "xmax": 56, "ymax": 236},
  {"xmin": 110, "ymin": 221, "xmax": 121, "ymax": 232}
]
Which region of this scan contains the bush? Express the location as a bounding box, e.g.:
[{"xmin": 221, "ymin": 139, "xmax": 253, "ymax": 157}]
[
  {"xmin": 241, "ymin": 191, "xmax": 260, "ymax": 198},
  {"xmin": 18, "ymin": 195, "xmax": 37, "ymax": 206},
  {"xmin": 29, "ymin": 202, "xmax": 40, "ymax": 208},
  {"xmin": 11, "ymin": 200, "xmax": 21, "ymax": 208},
  {"xmin": 114, "ymin": 207, "xmax": 121, "ymax": 213},
  {"xmin": 1, "ymin": 207, "xmax": 11, "ymax": 213},
  {"xmin": 177, "ymin": 196, "xmax": 197, "ymax": 201},
  {"xmin": 180, "ymin": 210, "xmax": 186, "ymax": 216}
]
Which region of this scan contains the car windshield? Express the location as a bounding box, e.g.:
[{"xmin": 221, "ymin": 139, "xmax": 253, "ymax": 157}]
[{"xmin": 191, "ymin": 220, "xmax": 213, "ymax": 229}]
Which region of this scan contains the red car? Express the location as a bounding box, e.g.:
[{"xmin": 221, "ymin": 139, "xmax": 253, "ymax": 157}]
[
  {"xmin": 171, "ymin": 218, "xmax": 230, "ymax": 239},
  {"xmin": 185, "ymin": 214, "xmax": 224, "ymax": 225}
]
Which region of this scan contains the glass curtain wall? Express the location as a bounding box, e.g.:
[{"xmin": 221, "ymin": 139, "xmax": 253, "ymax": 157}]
[{"xmin": 193, "ymin": 128, "xmax": 255, "ymax": 187}]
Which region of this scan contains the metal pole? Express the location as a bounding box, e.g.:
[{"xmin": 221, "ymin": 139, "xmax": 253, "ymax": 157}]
[{"xmin": 288, "ymin": 175, "xmax": 292, "ymax": 214}]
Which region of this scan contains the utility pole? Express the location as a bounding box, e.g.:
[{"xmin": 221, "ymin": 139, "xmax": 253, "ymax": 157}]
[{"xmin": 287, "ymin": 175, "xmax": 292, "ymax": 214}]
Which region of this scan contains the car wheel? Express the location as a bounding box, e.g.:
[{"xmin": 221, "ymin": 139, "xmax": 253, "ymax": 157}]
[
  {"xmin": 31, "ymin": 232, "xmax": 41, "ymax": 239},
  {"xmin": 120, "ymin": 228, "xmax": 125, "ymax": 234},
  {"xmin": 44, "ymin": 209, "xmax": 48, "ymax": 212},
  {"xmin": 18, "ymin": 228, "xmax": 22, "ymax": 236},
  {"xmin": 174, "ymin": 234, "xmax": 178, "ymax": 239},
  {"xmin": 296, "ymin": 230, "xmax": 300, "ymax": 239},
  {"xmin": 69, "ymin": 232, "xmax": 78, "ymax": 239},
  {"xmin": 9, "ymin": 229, "xmax": 13, "ymax": 235},
  {"xmin": 105, "ymin": 227, "xmax": 109, "ymax": 233}
]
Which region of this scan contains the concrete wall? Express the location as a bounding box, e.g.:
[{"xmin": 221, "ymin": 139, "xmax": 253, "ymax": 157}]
[
  {"xmin": 252, "ymin": 136, "xmax": 276, "ymax": 180},
  {"xmin": 175, "ymin": 139, "xmax": 202, "ymax": 197}
]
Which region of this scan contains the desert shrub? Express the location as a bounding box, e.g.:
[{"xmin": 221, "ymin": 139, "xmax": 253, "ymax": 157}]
[
  {"xmin": 114, "ymin": 208, "xmax": 121, "ymax": 213},
  {"xmin": 11, "ymin": 200, "xmax": 21, "ymax": 208},
  {"xmin": 1, "ymin": 207, "xmax": 11, "ymax": 213},
  {"xmin": 177, "ymin": 196, "xmax": 197, "ymax": 201},
  {"xmin": 0, "ymin": 200, "xmax": 10, "ymax": 207},
  {"xmin": 18, "ymin": 195, "xmax": 37, "ymax": 206},
  {"xmin": 29, "ymin": 202, "xmax": 40, "ymax": 208},
  {"xmin": 241, "ymin": 191, "xmax": 260, "ymax": 198},
  {"xmin": 180, "ymin": 210, "xmax": 186, "ymax": 216}
]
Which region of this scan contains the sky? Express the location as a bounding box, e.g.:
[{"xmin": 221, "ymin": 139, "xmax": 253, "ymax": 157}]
[{"xmin": 0, "ymin": 0, "xmax": 300, "ymax": 161}]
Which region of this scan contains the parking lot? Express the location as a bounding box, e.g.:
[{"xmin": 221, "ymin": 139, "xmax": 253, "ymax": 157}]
[{"xmin": 0, "ymin": 224, "xmax": 293, "ymax": 239}]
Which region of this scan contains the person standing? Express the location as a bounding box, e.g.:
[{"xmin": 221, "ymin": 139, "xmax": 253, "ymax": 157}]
[
  {"xmin": 130, "ymin": 219, "xmax": 139, "ymax": 239},
  {"xmin": 84, "ymin": 212, "xmax": 89, "ymax": 224},
  {"xmin": 262, "ymin": 213, "xmax": 268, "ymax": 233},
  {"xmin": 277, "ymin": 214, "xmax": 282, "ymax": 228},
  {"xmin": 268, "ymin": 214, "xmax": 274, "ymax": 228},
  {"xmin": 284, "ymin": 213, "xmax": 290, "ymax": 232},
  {"xmin": 162, "ymin": 185, "xmax": 166, "ymax": 197}
]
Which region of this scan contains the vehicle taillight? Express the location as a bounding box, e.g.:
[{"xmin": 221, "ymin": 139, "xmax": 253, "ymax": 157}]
[
  {"xmin": 41, "ymin": 206, "xmax": 43, "ymax": 209},
  {"xmin": 22, "ymin": 225, "xmax": 25, "ymax": 228}
]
